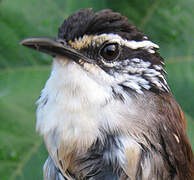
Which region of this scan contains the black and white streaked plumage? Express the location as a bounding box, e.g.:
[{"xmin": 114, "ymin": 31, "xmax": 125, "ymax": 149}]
[{"xmin": 20, "ymin": 9, "xmax": 194, "ymax": 180}]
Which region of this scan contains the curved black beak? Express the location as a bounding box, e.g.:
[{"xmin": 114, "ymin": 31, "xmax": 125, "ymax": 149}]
[{"xmin": 20, "ymin": 37, "xmax": 93, "ymax": 63}]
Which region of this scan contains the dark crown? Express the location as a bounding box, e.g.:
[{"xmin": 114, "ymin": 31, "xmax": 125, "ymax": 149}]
[{"xmin": 58, "ymin": 9, "xmax": 145, "ymax": 42}]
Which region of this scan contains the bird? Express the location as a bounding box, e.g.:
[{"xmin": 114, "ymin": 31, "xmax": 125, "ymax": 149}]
[{"xmin": 20, "ymin": 8, "xmax": 194, "ymax": 180}]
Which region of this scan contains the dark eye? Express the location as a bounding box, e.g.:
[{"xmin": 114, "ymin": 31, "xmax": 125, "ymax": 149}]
[{"xmin": 100, "ymin": 43, "xmax": 120, "ymax": 62}]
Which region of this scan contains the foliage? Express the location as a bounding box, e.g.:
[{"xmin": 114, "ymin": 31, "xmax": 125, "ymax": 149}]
[{"xmin": 0, "ymin": 0, "xmax": 193, "ymax": 179}]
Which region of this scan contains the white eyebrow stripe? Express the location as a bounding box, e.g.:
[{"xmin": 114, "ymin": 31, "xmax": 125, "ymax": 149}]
[
  {"xmin": 70, "ymin": 33, "xmax": 159, "ymax": 54},
  {"xmin": 102, "ymin": 33, "xmax": 159, "ymax": 53}
]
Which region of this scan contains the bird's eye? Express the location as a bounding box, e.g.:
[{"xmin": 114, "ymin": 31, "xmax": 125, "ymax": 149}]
[{"xmin": 100, "ymin": 43, "xmax": 120, "ymax": 62}]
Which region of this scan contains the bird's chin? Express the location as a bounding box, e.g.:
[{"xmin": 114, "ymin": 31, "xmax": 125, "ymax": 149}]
[
  {"xmin": 55, "ymin": 56, "xmax": 72, "ymax": 64},
  {"xmin": 54, "ymin": 56, "xmax": 94, "ymax": 73},
  {"xmin": 54, "ymin": 56, "xmax": 83, "ymax": 68},
  {"xmin": 53, "ymin": 56, "xmax": 93, "ymax": 79}
]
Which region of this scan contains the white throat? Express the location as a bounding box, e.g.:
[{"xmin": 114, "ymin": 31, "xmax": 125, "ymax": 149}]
[{"xmin": 36, "ymin": 58, "xmax": 119, "ymax": 153}]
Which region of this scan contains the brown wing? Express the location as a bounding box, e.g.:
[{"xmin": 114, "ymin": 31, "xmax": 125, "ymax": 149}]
[{"xmin": 157, "ymin": 93, "xmax": 194, "ymax": 180}]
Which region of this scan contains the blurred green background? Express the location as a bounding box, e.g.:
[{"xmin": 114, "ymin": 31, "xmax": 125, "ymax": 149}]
[{"xmin": 0, "ymin": 0, "xmax": 193, "ymax": 179}]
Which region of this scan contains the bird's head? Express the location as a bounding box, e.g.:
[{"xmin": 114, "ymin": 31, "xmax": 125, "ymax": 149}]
[{"xmin": 20, "ymin": 9, "xmax": 169, "ymax": 97}]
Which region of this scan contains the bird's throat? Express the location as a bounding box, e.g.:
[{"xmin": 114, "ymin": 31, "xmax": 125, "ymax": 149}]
[{"xmin": 36, "ymin": 57, "xmax": 114, "ymax": 158}]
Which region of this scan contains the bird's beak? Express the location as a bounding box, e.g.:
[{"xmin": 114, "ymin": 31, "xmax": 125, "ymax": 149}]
[{"xmin": 20, "ymin": 37, "xmax": 93, "ymax": 63}]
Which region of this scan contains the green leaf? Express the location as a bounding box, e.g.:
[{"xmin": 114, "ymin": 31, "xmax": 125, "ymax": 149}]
[
  {"xmin": 0, "ymin": 67, "xmax": 50, "ymax": 180},
  {"xmin": 187, "ymin": 115, "xmax": 194, "ymax": 149},
  {"xmin": 166, "ymin": 58, "xmax": 194, "ymax": 119}
]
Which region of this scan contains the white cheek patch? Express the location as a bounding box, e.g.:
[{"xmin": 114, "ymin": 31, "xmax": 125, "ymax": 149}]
[
  {"xmin": 113, "ymin": 72, "xmax": 150, "ymax": 94},
  {"xmin": 112, "ymin": 58, "xmax": 169, "ymax": 94},
  {"xmin": 144, "ymin": 67, "xmax": 169, "ymax": 92}
]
